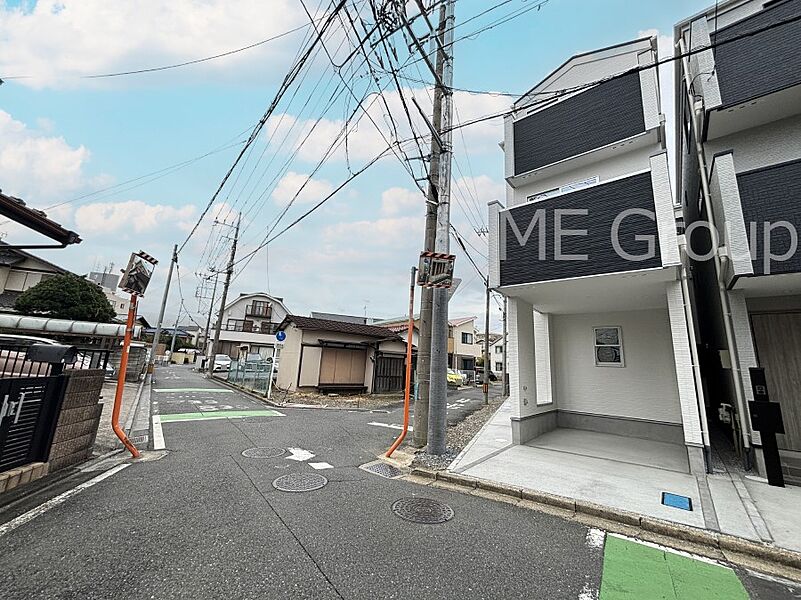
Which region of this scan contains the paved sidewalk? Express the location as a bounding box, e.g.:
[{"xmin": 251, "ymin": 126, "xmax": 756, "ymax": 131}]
[
  {"xmin": 450, "ymin": 398, "xmax": 801, "ymax": 555},
  {"xmin": 93, "ymin": 377, "xmax": 143, "ymax": 454}
]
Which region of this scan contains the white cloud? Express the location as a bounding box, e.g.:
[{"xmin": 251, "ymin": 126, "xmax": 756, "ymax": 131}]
[
  {"xmin": 380, "ymin": 186, "xmax": 425, "ymax": 216},
  {"xmin": 271, "ymin": 172, "xmax": 334, "ymax": 206},
  {"xmin": 74, "ymin": 200, "xmax": 196, "ymax": 235},
  {"xmin": 0, "ymin": 109, "xmax": 90, "ymax": 201},
  {"xmin": 0, "ymin": 0, "xmax": 310, "ymax": 88}
]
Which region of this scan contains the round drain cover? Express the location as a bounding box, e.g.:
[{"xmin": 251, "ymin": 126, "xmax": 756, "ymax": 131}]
[
  {"xmin": 272, "ymin": 472, "xmax": 328, "ymax": 492},
  {"xmin": 391, "ymin": 497, "xmax": 454, "ymax": 524},
  {"xmin": 242, "ymin": 447, "xmax": 285, "ymax": 459}
]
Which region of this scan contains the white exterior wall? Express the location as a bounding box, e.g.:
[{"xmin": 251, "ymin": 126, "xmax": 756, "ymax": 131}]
[
  {"xmin": 551, "ymin": 307, "xmax": 682, "ymax": 424},
  {"xmin": 451, "ymin": 321, "xmax": 477, "ymax": 358},
  {"xmin": 275, "ymin": 324, "xmax": 302, "ymax": 391},
  {"xmin": 706, "ymin": 114, "xmax": 801, "ymax": 174},
  {"xmin": 216, "ymin": 293, "xmax": 289, "ymax": 350},
  {"xmin": 507, "ymin": 297, "xmax": 537, "ymax": 419}
]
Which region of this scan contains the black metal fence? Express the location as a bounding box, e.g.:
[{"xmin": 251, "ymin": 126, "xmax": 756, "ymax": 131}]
[{"xmin": 0, "ymin": 344, "xmax": 111, "ymax": 378}]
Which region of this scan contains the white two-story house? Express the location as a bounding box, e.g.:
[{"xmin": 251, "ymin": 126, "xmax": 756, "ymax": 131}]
[
  {"xmin": 212, "ymin": 293, "xmax": 290, "ymax": 360},
  {"xmin": 489, "ymin": 37, "xmax": 708, "ymax": 475},
  {"xmin": 676, "ymin": 0, "xmax": 801, "ymax": 484}
]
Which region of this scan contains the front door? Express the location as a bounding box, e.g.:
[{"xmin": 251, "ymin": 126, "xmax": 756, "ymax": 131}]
[{"xmin": 751, "ymin": 313, "xmax": 801, "ymax": 483}]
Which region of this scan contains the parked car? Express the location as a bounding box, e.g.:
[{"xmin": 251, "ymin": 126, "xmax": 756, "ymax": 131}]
[
  {"xmin": 213, "ymin": 354, "xmax": 232, "ymax": 372},
  {"xmin": 447, "ymin": 368, "xmax": 466, "ymax": 387}
]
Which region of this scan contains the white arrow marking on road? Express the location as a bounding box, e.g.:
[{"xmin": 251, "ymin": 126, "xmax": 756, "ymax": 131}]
[
  {"xmin": 286, "ymin": 447, "xmax": 315, "ymax": 461},
  {"xmin": 368, "ymin": 422, "xmax": 414, "ymax": 432}
]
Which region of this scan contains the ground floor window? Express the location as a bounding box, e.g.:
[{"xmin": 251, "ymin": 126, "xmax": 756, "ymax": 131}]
[{"xmin": 593, "ymin": 326, "xmax": 624, "ymax": 367}]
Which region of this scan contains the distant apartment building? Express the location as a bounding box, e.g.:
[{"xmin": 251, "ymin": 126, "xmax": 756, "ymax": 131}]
[
  {"xmin": 489, "ymin": 37, "xmax": 707, "ymax": 473},
  {"xmin": 676, "ymin": 0, "xmax": 801, "ymax": 483},
  {"xmin": 212, "ymin": 293, "xmax": 290, "ymax": 359}
]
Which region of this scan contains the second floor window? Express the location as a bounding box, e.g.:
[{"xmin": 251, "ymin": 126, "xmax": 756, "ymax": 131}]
[
  {"xmin": 495, "ymin": 345, "xmax": 503, "ymax": 354},
  {"xmin": 461, "ymin": 332, "xmax": 473, "ymax": 344}
]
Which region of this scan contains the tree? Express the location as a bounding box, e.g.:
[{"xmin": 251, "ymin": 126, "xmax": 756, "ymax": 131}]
[{"xmin": 14, "ymin": 273, "xmax": 117, "ymax": 323}]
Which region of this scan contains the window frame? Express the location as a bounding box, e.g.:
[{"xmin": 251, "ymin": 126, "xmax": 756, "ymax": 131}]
[
  {"xmin": 593, "ymin": 326, "xmax": 625, "ymax": 368},
  {"xmin": 461, "ymin": 332, "xmax": 473, "ymax": 345}
]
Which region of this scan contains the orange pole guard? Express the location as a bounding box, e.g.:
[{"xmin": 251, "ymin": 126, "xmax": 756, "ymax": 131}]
[
  {"xmin": 386, "ymin": 266, "xmax": 416, "ymax": 458},
  {"xmin": 112, "ymin": 293, "xmax": 141, "ymax": 458}
]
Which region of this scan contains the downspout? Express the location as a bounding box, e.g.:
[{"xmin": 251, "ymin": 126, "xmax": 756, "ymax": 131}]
[
  {"xmin": 678, "ymin": 38, "xmax": 752, "ymax": 467},
  {"xmin": 678, "ymin": 240, "xmax": 713, "ymax": 473}
]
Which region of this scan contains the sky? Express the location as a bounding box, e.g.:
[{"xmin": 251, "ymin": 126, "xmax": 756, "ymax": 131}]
[{"xmin": 0, "ymin": 0, "xmax": 711, "ymax": 331}]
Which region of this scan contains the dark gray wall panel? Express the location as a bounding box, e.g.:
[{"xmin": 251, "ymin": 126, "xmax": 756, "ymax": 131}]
[
  {"xmin": 738, "ymin": 158, "xmax": 801, "ymax": 276},
  {"xmin": 713, "ymin": 0, "xmax": 801, "ymax": 108},
  {"xmin": 512, "ymin": 72, "xmax": 645, "ymax": 175},
  {"xmin": 500, "ymin": 172, "xmax": 662, "ymax": 286}
]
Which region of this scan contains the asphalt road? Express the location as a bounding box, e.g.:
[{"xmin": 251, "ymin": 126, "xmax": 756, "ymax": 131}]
[
  {"xmin": 0, "ymin": 365, "xmax": 798, "ymax": 599},
  {"xmin": 365, "ymin": 384, "xmax": 501, "ymax": 435}
]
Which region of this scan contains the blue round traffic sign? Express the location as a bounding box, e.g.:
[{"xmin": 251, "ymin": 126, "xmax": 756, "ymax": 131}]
[{"xmin": 276, "ymin": 330, "xmax": 286, "ymax": 342}]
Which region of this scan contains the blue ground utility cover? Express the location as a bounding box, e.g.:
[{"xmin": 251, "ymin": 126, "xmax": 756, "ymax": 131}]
[{"xmin": 661, "ymin": 492, "xmax": 693, "ymax": 511}]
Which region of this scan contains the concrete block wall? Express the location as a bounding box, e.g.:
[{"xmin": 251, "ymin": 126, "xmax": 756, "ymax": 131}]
[{"xmin": 48, "ymin": 369, "xmax": 105, "ymax": 472}]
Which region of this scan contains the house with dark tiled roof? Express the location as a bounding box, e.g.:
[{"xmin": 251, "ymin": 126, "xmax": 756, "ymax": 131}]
[
  {"xmin": 275, "ymin": 315, "xmax": 408, "ymax": 394},
  {"xmin": 0, "ymin": 244, "xmax": 72, "ymax": 312}
]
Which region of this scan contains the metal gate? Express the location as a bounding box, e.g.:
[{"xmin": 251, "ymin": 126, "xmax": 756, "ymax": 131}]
[
  {"xmin": 0, "ymin": 375, "xmax": 68, "ymax": 472},
  {"xmin": 374, "ymin": 355, "xmax": 405, "ymax": 393}
]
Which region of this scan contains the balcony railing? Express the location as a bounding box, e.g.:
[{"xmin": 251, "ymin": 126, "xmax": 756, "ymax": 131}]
[
  {"xmin": 246, "ymin": 303, "xmax": 272, "ymax": 318},
  {"xmin": 221, "ymin": 321, "xmax": 280, "ymax": 335}
]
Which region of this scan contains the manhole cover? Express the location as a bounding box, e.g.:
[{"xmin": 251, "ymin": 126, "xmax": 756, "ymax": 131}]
[
  {"xmin": 362, "ymin": 462, "xmax": 404, "ymax": 479},
  {"xmin": 272, "ymin": 472, "xmax": 328, "ymax": 492},
  {"xmin": 242, "ymin": 447, "xmax": 285, "ymax": 459},
  {"xmin": 391, "ymin": 497, "xmax": 454, "ymax": 524}
]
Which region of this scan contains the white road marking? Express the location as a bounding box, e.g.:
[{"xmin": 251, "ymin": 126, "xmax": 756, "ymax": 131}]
[
  {"xmin": 286, "ymin": 447, "xmax": 315, "ymax": 461},
  {"xmin": 368, "ymin": 422, "xmax": 414, "ymax": 432},
  {"xmin": 152, "ymin": 415, "xmax": 165, "ymax": 450},
  {"xmin": 309, "ymin": 462, "xmax": 333, "ymax": 470},
  {"xmin": 0, "ymin": 464, "xmax": 130, "ymax": 538},
  {"xmin": 578, "ymin": 582, "xmax": 598, "ymax": 600},
  {"xmin": 585, "ymin": 528, "xmax": 605, "ymax": 549}
]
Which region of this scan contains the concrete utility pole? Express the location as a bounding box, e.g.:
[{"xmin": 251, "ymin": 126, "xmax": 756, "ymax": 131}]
[
  {"xmin": 501, "ymin": 296, "xmax": 508, "ymax": 397},
  {"xmin": 210, "ymin": 214, "xmax": 240, "ymax": 363},
  {"xmin": 483, "ymin": 284, "xmax": 490, "ymax": 405},
  {"xmin": 202, "ymin": 271, "xmax": 220, "ymax": 359},
  {"xmin": 427, "ymin": 0, "xmax": 455, "ymax": 455},
  {"xmin": 149, "ymin": 244, "xmax": 177, "ymax": 370},
  {"xmin": 413, "ymin": 2, "xmax": 447, "ymax": 448},
  {"xmin": 169, "ymin": 304, "xmax": 182, "ymax": 355}
]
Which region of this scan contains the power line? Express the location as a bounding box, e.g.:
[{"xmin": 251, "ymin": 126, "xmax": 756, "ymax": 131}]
[
  {"xmin": 443, "ymin": 11, "xmax": 801, "ymax": 136},
  {"xmin": 1, "ymin": 22, "xmax": 314, "ymax": 81},
  {"xmin": 177, "ymin": 0, "xmax": 349, "ymax": 255}
]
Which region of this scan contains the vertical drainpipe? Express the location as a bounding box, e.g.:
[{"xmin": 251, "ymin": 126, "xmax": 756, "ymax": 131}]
[
  {"xmin": 678, "ymin": 38, "xmax": 752, "ymax": 467},
  {"xmin": 678, "ymin": 239, "xmax": 713, "ymax": 473}
]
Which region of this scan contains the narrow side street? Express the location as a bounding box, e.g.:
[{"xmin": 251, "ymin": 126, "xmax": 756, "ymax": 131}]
[{"xmin": 1, "ymin": 365, "xmax": 798, "ymax": 599}]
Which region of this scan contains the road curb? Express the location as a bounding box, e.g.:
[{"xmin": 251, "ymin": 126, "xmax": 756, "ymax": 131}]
[{"xmin": 406, "ymin": 468, "xmax": 801, "ymax": 574}]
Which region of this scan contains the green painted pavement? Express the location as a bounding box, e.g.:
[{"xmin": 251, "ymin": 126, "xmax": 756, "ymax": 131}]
[
  {"xmin": 600, "ymin": 535, "xmax": 748, "ymax": 600},
  {"xmin": 153, "ymin": 388, "xmax": 234, "ymax": 393},
  {"xmin": 159, "ymin": 410, "xmax": 284, "ymax": 423}
]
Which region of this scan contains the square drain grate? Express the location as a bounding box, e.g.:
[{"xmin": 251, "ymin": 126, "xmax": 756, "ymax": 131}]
[
  {"xmin": 361, "ymin": 461, "xmax": 404, "ymax": 479},
  {"xmin": 661, "ymin": 492, "xmax": 693, "ymax": 511}
]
